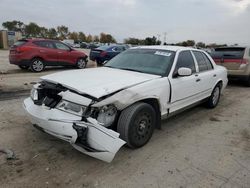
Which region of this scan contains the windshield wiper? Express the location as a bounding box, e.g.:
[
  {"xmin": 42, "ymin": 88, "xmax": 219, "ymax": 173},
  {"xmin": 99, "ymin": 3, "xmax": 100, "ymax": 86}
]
[{"xmin": 118, "ymin": 68, "xmax": 144, "ymax": 73}]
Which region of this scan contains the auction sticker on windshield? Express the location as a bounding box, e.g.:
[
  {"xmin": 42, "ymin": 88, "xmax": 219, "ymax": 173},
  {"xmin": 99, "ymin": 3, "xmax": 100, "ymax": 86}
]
[{"xmin": 154, "ymin": 51, "xmax": 172, "ymax": 57}]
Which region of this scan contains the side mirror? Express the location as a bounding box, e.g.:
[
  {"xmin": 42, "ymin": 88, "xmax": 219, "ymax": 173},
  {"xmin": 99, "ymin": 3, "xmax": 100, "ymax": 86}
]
[{"xmin": 177, "ymin": 67, "xmax": 192, "ymax": 77}]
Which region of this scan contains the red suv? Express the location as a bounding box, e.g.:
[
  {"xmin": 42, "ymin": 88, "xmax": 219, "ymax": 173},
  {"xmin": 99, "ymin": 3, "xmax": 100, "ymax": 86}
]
[{"xmin": 9, "ymin": 39, "xmax": 88, "ymax": 72}]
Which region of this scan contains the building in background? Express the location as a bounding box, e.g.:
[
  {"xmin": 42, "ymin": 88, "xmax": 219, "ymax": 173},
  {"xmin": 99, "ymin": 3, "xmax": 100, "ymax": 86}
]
[{"xmin": 0, "ymin": 30, "xmax": 22, "ymax": 49}]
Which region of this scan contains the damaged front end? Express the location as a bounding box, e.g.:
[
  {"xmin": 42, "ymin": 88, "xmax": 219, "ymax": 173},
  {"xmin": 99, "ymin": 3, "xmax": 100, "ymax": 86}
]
[{"xmin": 23, "ymin": 81, "xmax": 125, "ymax": 162}]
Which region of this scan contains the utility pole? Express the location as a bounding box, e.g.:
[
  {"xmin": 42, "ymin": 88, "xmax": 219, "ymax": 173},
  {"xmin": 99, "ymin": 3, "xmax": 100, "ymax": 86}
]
[
  {"xmin": 163, "ymin": 32, "xmax": 167, "ymax": 45},
  {"xmin": 157, "ymin": 34, "xmax": 161, "ymax": 44}
]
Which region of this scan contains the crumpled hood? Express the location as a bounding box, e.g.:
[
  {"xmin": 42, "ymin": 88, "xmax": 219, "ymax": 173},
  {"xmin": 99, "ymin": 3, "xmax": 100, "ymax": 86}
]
[{"xmin": 41, "ymin": 67, "xmax": 160, "ymax": 99}]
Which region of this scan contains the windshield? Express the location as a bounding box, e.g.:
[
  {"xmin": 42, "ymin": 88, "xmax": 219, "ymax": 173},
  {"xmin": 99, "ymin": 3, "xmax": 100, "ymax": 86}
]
[{"xmin": 104, "ymin": 49, "xmax": 175, "ymax": 76}]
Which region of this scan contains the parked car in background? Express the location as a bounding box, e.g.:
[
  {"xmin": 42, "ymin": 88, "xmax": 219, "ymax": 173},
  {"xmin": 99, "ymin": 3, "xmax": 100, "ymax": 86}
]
[
  {"xmin": 72, "ymin": 43, "xmax": 80, "ymax": 48},
  {"xmin": 87, "ymin": 43, "xmax": 100, "ymax": 50},
  {"xmin": 80, "ymin": 42, "xmax": 88, "ymax": 48},
  {"xmin": 90, "ymin": 45, "xmax": 128, "ymax": 65},
  {"xmin": 9, "ymin": 39, "xmax": 88, "ymax": 72},
  {"xmin": 211, "ymin": 47, "xmax": 250, "ymax": 86},
  {"xmin": 24, "ymin": 46, "xmax": 227, "ymax": 162}
]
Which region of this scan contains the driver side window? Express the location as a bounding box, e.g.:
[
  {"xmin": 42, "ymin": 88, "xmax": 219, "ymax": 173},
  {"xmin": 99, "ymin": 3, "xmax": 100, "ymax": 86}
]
[
  {"xmin": 174, "ymin": 51, "xmax": 196, "ymax": 76},
  {"xmin": 54, "ymin": 42, "xmax": 70, "ymax": 51}
]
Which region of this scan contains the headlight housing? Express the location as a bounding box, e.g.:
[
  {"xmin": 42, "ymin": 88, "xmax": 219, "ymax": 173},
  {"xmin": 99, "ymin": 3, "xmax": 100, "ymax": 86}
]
[
  {"xmin": 56, "ymin": 100, "xmax": 87, "ymax": 117},
  {"xmin": 97, "ymin": 105, "xmax": 117, "ymax": 127},
  {"xmin": 30, "ymin": 88, "xmax": 39, "ymax": 101}
]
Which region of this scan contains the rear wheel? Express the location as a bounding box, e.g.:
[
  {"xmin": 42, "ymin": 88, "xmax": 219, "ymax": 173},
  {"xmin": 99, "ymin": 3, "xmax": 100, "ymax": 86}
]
[
  {"xmin": 245, "ymin": 76, "xmax": 250, "ymax": 87},
  {"xmin": 96, "ymin": 60, "xmax": 103, "ymax": 66},
  {"xmin": 117, "ymin": 103, "xmax": 156, "ymax": 148},
  {"xmin": 30, "ymin": 58, "xmax": 45, "ymax": 72},
  {"xmin": 18, "ymin": 65, "xmax": 29, "ymax": 70},
  {"xmin": 206, "ymin": 84, "xmax": 221, "ymax": 108},
  {"xmin": 76, "ymin": 58, "xmax": 87, "ymax": 69}
]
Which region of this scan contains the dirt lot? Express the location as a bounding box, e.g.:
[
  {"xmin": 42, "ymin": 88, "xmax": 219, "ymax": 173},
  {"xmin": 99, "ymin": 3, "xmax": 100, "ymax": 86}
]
[{"xmin": 0, "ymin": 50, "xmax": 250, "ymax": 188}]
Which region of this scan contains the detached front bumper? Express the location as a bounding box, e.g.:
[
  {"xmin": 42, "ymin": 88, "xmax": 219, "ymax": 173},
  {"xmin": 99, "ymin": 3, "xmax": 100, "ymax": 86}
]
[{"xmin": 23, "ymin": 97, "xmax": 125, "ymax": 162}]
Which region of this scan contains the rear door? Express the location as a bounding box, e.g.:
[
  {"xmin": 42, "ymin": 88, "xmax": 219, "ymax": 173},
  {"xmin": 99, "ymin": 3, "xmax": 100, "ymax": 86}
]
[
  {"xmin": 211, "ymin": 47, "xmax": 246, "ymax": 71},
  {"xmin": 192, "ymin": 51, "xmax": 217, "ymax": 96}
]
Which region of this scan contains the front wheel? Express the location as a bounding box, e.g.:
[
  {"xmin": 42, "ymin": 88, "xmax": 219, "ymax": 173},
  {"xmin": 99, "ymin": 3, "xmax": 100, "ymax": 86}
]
[
  {"xmin": 206, "ymin": 84, "xmax": 221, "ymax": 108},
  {"xmin": 117, "ymin": 103, "xmax": 156, "ymax": 148},
  {"xmin": 30, "ymin": 58, "xmax": 45, "ymax": 72},
  {"xmin": 76, "ymin": 58, "xmax": 87, "ymax": 69}
]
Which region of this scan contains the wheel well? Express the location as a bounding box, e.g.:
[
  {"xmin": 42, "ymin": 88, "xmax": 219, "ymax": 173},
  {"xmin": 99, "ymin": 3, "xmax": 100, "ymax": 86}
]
[
  {"xmin": 216, "ymin": 80, "xmax": 223, "ymax": 88},
  {"xmin": 31, "ymin": 56, "xmax": 44, "ymax": 62},
  {"xmin": 140, "ymin": 98, "xmax": 161, "ymax": 129}
]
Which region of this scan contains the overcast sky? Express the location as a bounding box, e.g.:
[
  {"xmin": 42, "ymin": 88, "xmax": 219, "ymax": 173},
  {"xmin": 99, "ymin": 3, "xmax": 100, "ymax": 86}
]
[{"xmin": 0, "ymin": 0, "xmax": 250, "ymax": 45}]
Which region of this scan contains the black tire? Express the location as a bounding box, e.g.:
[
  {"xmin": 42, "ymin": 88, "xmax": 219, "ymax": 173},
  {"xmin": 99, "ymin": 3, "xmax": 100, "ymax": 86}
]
[
  {"xmin": 30, "ymin": 58, "xmax": 45, "ymax": 72},
  {"xmin": 117, "ymin": 102, "xmax": 156, "ymax": 148},
  {"xmin": 206, "ymin": 84, "xmax": 221, "ymax": 108},
  {"xmin": 96, "ymin": 60, "xmax": 103, "ymax": 66},
  {"xmin": 76, "ymin": 58, "xmax": 87, "ymax": 69},
  {"xmin": 245, "ymin": 76, "xmax": 250, "ymax": 87},
  {"xmin": 18, "ymin": 65, "xmax": 29, "ymax": 70}
]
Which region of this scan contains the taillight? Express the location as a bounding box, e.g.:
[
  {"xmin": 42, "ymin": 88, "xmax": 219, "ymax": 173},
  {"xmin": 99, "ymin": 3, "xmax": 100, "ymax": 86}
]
[
  {"xmin": 16, "ymin": 46, "xmax": 31, "ymax": 53},
  {"xmin": 241, "ymin": 59, "xmax": 249, "ymax": 64},
  {"xmin": 100, "ymin": 51, "xmax": 107, "ymax": 57}
]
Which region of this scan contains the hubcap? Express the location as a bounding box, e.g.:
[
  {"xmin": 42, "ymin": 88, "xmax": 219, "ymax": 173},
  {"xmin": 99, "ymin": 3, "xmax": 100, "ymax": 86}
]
[
  {"xmin": 212, "ymin": 87, "xmax": 220, "ymax": 105},
  {"xmin": 32, "ymin": 60, "xmax": 43, "ymax": 71},
  {"xmin": 132, "ymin": 112, "xmax": 152, "ymax": 144},
  {"xmin": 77, "ymin": 59, "xmax": 86, "ymax": 68}
]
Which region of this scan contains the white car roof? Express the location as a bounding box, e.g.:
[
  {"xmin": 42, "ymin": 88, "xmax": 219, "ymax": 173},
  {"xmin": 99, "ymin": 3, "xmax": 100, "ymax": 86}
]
[{"xmin": 131, "ymin": 45, "xmax": 194, "ymax": 52}]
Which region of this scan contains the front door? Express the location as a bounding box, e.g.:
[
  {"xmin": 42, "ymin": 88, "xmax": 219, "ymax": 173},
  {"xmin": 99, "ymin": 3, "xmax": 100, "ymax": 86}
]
[{"xmin": 169, "ymin": 50, "xmax": 201, "ymax": 113}]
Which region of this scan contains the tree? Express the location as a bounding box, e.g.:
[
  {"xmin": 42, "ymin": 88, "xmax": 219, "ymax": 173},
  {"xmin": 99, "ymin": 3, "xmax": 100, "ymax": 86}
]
[
  {"xmin": 57, "ymin": 25, "xmax": 69, "ymax": 40},
  {"xmin": 93, "ymin": 35, "xmax": 100, "ymax": 42},
  {"xmin": 100, "ymin": 32, "xmax": 107, "ymax": 43},
  {"xmin": 86, "ymin": 34, "xmax": 93, "ymax": 43},
  {"xmin": 47, "ymin": 28, "xmax": 57, "ymax": 39},
  {"xmin": 78, "ymin": 32, "xmax": 86, "ymax": 42},
  {"xmin": 25, "ymin": 22, "xmax": 41, "ymax": 37},
  {"xmin": 2, "ymin": 20, "xmax": 25, "ymax": 33},
  {"xmin": 186, "ymin": 40, "xmax": 195, "ymax": 46},
  {"xmin": 124, "ymin": 38, "xmax": 141, "ymax": 45},
  {"xmin": 106, "ymin": 34, "xmax": 116, "ymax": 43},
  {"xmin": 196, "ymin": 42, "xmax": 206, "ymax": 48},
  {"xmin": 144, "ymin": 36, "xmax": 159, "ymax": 45},
  {"xmin": 68, "ymin": 32, "xmax": 79, "ymax": 42},
  {"xmin": 100, "ymin": 33, "xmax": 116, "ymax": 43},
  {"xmin": 39, "ymin": 27, "xmax": 48, "ymax": 38}
]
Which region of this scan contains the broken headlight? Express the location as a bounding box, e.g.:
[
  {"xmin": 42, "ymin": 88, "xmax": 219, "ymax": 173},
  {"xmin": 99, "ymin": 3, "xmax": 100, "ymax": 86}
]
[
  {"xmin": 56, "ymin": 100, "xmax": 87, "ymax": 117},
  {"xmin": 97, "ymin": 105, "xmax": 117, "ymax": 127},
  {"xmin": 31, "ymin": 88, "xmax": 39, "ymax": 101}
]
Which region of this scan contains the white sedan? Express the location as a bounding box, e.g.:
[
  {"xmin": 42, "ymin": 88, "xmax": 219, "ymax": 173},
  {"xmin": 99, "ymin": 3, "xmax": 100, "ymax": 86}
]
[{"xmin": 23, "ymin": 46, "xmax": 228, "ymax": 162}]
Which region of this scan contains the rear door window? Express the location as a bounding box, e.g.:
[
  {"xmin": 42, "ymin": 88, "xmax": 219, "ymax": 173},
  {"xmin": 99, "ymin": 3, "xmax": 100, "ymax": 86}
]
[
  {"xmin": 211, "ymin": 47, "xmax": 245, "ymax": 59},
  {"xmin": 33, "ymin": 41, "xmax": 54, "ymax": 49},
  {"xmin": 201, "ymin": 53, "xmax": 213, "ymax": 70},
  {"xmin": 193, "ymin": 51, "xmax": 213, "ymax": 72},
  {"xmin": 174, "ymin": 51, "xmax": 196, "ymax": 74}
]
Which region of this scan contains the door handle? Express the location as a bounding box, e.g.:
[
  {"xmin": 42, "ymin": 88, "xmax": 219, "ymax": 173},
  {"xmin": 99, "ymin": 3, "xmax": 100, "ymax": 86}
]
[
  {"xmin": 196, "ymin": 78, "xmax": 201, "ymax": 82},
  {"xmin": 58, "ymin": 52, "xmax": 63, "ymax": 54}
]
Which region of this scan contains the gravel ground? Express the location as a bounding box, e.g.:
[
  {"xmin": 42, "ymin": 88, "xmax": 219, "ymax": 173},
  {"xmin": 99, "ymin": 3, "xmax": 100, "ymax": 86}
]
[{"xmin": 0, "ymin": 49, "xmax": 250, "ymax": 188}]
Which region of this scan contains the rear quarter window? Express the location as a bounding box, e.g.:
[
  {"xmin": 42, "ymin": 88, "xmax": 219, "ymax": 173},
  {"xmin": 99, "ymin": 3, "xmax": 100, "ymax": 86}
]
[{"xmin": 13, "ymin": 40, "xmax": 28, "ymax": 47}]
